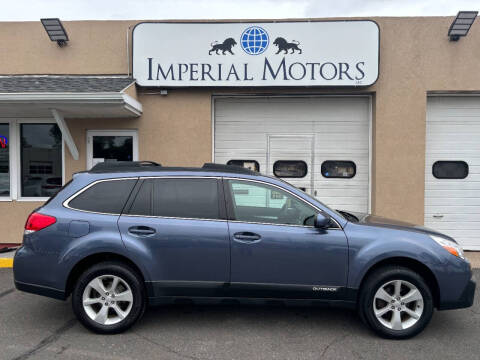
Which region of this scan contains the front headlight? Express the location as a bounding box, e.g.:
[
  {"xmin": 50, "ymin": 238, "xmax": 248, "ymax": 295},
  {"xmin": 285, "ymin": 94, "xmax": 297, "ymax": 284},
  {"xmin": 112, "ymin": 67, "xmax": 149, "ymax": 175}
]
[{"xmin": 430, "ymin": 235, "xmax": 465, "ymax": 260}]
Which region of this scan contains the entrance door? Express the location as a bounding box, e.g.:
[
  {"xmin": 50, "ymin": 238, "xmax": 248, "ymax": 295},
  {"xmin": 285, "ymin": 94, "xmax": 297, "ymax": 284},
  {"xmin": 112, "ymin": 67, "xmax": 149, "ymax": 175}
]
[
  {"xmin": 86, "ymin": 130, "xmax": 138, "ymax": 169},
  {"xmin": 268, "ymin": 135, "xmax": 314, "ymax": 195}
]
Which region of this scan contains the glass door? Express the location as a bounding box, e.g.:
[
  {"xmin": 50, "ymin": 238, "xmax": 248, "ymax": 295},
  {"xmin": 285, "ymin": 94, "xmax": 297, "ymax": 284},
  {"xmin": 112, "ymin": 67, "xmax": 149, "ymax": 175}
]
[{"xmin": 86, "ymin": 130, "xmax": 138, "ymax": 170}]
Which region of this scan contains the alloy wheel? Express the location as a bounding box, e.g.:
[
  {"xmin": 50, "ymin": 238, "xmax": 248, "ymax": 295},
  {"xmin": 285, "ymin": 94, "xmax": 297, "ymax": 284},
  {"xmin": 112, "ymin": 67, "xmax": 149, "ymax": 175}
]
[
  {"xmin": 82, "ymin": 275, "xmax": 133, "ymax": 325},
  {"xmin": 373, "ymin": 279, "xmax": 424, "ymax": 330}
]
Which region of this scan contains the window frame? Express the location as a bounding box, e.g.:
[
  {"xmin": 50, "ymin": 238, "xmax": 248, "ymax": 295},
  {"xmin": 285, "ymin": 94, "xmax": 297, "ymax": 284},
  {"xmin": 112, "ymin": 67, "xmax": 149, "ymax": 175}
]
[
  {"xmin": 273, "ymin": 160, "xmax": 308, "ymax": 178},
  {"xmin": 0, "ymin": 118, "xmax": 64, "ymax": 202},
  {"xmin": 321, "ymin": 160, "xmax": 357, "ymax": 179},
  {"xmin": 432, "ymin": 160, "xmax": 469, "ymax": 180},
  {"xmin": 223, "ymin": 177, "xmax": 341, "ymax": 229},
  {"xmin": 122, "ymin": 176, "xmax": 227, "ymax": 221}
]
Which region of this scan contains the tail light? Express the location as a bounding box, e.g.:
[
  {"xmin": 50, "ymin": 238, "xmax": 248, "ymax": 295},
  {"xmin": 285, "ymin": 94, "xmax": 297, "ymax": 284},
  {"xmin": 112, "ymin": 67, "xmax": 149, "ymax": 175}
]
[{"xmin": 24, "ymin": 212, "xmax": 56, "ymax": 234}]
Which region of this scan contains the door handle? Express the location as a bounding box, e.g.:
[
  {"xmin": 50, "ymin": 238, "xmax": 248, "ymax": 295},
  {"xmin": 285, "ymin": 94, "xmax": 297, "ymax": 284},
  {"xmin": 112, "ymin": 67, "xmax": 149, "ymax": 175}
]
[
  {"xmin": 128, "ymin": 226, "xmax": 156, "ymax": 236},
  {"xmin": 432, "ymin": 215, "xmax": 444, "ymax": 219},
  {"xmin": 233, "ymin": 232, "xmax": 261, "ymax": 243}
]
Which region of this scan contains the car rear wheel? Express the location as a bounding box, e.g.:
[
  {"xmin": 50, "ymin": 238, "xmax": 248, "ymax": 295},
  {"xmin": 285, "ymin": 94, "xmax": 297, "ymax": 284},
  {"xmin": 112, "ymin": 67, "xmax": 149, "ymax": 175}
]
[
  {"xmin": 358, "ymin": 266, "xmax": 434, "ymax": 339},
  {"xmin": 72, "ymin": 261, "xmax": 146, "ymax": 334}
]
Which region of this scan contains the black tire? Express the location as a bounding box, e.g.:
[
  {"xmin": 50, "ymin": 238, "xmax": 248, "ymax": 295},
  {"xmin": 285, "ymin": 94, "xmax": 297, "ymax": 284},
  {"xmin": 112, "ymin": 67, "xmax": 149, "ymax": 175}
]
[
  {"xmin": 72, "ymin": 261, "xmax": 146, "ymax": 334},
  {"xmin": 358, "ymin": 266, "xmax": 434, "ymax": 339}
]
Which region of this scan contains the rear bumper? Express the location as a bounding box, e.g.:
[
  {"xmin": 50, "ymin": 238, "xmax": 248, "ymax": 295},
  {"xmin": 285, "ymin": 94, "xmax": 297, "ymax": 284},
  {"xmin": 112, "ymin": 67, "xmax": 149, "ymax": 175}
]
[
  {"xmin": 13, "ymin": 245, "xmax": 66, "ymax": 300},
  {"xmin": 14, "ymin": 280, "xmax": 66, "ymax": 300},
  {"xmin": 438, "ymin": 277, "xmax": 476, "ymax": 310}
]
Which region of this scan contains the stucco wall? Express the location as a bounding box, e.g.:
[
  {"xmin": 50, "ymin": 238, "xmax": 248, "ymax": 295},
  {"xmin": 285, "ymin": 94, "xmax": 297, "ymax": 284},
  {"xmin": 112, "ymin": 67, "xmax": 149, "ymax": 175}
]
[
  {"xmin": 0, "ymin": 20, "xmax": 135, "ymax": 75},
  {"xmin": 369, "ymin": 17, "xmax": 480, "ymax": 222},
  {"xmin": 1, "ymin": 16, "xmax": 480, "ymax": 243},
  {"xmin": 64, "ymin": 90, "xmax": 213, "ymax": 177}
]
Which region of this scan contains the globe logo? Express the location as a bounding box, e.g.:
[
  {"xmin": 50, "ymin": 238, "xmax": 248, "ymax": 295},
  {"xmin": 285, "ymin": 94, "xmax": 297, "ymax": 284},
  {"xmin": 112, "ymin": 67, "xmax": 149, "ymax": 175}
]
[{"xmin": 240, "ymin": 26, "xmax": 269, "ymax": 55}]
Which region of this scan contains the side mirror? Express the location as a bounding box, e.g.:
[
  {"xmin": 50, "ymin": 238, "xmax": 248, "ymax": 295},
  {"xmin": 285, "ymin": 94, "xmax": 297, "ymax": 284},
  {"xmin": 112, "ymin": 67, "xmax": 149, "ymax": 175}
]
[{"xmin": 314, "ymin": 213, "xmax": 330, "ymax": 229}]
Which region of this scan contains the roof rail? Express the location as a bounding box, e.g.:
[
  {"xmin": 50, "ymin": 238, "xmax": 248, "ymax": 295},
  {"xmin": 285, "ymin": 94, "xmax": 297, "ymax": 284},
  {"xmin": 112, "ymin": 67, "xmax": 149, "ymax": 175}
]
[
  {"xmin": 89, "ymin": 161, "xmax": 161, "ymax": 173},
  {"xmin": 202, "ymin": 163, "xmax": 257, "ymax": 174}
]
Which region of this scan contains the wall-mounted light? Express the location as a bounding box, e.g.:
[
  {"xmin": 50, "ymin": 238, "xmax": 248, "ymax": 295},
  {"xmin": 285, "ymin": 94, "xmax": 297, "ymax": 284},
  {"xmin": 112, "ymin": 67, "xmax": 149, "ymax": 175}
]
[
  {"xmin": 448, "ymin": 11, "xmax": 478, "ymax": 41},
  {"xmin": 40, "ymin": 18, "xmax": 69, "ymax": 47}
]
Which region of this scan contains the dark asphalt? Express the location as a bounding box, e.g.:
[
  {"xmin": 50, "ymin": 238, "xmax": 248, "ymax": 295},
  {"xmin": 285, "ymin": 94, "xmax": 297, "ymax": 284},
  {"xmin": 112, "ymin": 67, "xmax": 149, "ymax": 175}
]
[{"xmin": 0, "ymin": 269, "xmax": 479, "ymax": 360}]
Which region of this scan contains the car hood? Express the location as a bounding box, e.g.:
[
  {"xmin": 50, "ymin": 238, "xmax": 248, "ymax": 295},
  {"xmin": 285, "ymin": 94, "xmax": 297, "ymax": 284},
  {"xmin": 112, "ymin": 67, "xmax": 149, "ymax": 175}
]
[{"xmin": 341, "ymin": 211, "xmax": 453, "ymax": 239}]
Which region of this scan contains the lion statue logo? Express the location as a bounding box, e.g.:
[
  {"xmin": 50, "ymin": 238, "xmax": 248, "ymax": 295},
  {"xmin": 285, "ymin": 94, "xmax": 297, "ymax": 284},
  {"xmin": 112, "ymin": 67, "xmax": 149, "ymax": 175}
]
[
  {"xmin": 208, "ymin": 38, "xmax": 237, "ymax": 55},
  {"xmin": 273, "ymin": 37, "xmax": 302, "ymax": 54}
]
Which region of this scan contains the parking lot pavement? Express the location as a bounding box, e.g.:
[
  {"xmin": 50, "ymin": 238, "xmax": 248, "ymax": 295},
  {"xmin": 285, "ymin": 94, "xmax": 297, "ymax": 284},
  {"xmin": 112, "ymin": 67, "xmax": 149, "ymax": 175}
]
[{"xmin": 1, "ymin": 269, "xmax": 479, "ymax": 360}]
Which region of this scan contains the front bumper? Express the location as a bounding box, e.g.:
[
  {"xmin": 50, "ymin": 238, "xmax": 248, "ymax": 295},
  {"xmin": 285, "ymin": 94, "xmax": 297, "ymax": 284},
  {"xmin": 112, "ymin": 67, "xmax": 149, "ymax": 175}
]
[{"xmin": 438, "ymin": 276, "xmax": 476, "ymax": 310}]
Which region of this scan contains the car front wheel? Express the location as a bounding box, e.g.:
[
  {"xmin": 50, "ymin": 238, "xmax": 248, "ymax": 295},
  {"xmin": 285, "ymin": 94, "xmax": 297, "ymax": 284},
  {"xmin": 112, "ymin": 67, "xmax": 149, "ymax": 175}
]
[
  {"xmin": 72, "ymin": 261, "xmax": 146, "ymax": 334},
  {"xmin": 359, "ymin": 266, "xmax": 434, "ymax": 339}
]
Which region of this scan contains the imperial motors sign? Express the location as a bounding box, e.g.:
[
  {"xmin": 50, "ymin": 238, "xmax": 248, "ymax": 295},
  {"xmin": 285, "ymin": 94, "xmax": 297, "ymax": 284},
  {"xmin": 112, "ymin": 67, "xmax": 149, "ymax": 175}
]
[{"xmin": 132, "ymin": 21, "xmax": 379, "ymax": 87}]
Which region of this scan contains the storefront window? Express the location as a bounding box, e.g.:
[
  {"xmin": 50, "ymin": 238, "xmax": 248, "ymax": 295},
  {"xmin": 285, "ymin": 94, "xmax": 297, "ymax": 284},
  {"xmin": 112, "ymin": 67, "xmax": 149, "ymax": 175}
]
[
  {"xmin": 21, "ymin": 124, "xmax": 62, "ymax": 197},
  {"xmin": 0, "ymin": 124, "xmax": 9, "ymax": 197}
]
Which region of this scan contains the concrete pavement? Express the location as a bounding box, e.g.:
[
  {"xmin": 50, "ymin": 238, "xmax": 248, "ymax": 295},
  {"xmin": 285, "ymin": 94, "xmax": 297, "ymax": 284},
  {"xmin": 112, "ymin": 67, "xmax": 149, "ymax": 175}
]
[{"xmin": 0, "ymin": 268, "xmax": 479, "ymax": 360}]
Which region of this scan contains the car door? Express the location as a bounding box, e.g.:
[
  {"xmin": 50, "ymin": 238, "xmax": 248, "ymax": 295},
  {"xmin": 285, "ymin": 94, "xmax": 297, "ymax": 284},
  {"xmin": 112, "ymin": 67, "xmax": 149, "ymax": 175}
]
[
  {"xmin": 118, "ymin": 176, "xmax": 230, "ymax": 298},
  {"xmin": 224, "ymin": 178, "xmax": 348, "ymax": 299}
]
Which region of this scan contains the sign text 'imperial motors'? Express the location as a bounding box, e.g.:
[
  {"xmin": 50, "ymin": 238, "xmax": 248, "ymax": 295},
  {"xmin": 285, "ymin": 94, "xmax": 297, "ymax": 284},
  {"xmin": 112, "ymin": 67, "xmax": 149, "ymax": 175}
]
[{"xmin": 133, "ymin": 21, "xmax": 380, "ymax": 87}]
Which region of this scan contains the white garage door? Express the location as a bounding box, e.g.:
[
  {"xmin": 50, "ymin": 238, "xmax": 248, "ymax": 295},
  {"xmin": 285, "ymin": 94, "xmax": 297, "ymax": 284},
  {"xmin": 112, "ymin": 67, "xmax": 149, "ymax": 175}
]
[
  {"xmin": 214, "ymin": 97, "xmax": 370, "ymax": 213},
  {"xmin": 425, "ymin": 96, "xmax": 480, "ymax": 250}
]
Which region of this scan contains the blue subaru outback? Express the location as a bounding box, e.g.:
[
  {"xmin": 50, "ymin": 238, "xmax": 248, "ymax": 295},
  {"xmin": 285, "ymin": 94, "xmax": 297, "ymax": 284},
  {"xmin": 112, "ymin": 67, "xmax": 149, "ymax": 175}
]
[{"xmin": 13, "ymin": 162, "xmax": 475, "ymax": 338}]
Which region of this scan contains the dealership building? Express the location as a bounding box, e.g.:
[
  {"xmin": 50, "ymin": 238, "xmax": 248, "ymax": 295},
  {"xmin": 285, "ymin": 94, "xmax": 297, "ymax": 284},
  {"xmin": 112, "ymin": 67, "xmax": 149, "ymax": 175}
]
[{"xmin": 0, "ymin": 14, "xmax": 479, "ymax": 249}]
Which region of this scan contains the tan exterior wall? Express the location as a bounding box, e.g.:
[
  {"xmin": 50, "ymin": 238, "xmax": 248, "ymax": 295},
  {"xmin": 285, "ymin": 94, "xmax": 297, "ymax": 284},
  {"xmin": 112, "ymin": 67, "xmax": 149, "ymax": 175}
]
[
  {"xmin": 0, "ymin": 20, "xmax": 135, "ymax": 75},
  {"xmin": 64, "ymin": 90, "xmax": 213, "ymax": 178},
  {"xmin": 1, "ymin": 16, "xmax": 480, "ymax": 243}
]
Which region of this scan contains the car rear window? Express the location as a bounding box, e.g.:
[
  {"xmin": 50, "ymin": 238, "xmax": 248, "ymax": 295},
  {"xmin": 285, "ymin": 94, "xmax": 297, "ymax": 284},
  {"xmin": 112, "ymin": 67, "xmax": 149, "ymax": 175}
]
[
  {"xmin": 127, "ymin": 178, "xmax": 220, "ymax": 220},
  {"xmin": 68, "ymin": 179, "xmax": 137, "ymax": 214}
]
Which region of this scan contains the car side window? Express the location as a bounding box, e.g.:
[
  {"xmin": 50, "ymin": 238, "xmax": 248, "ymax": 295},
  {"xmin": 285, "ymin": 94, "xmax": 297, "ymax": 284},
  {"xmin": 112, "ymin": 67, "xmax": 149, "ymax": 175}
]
[
  {"xmin": 227, "ymin": 180, "xmax": 317, "ymax": 226},
  {"xmin": 68, "ymin": 179, "xmax": 137, "ymax": 214},
  {"xmin": 128, "ymin": 178, "xmax": 221, "ymax": 220}
]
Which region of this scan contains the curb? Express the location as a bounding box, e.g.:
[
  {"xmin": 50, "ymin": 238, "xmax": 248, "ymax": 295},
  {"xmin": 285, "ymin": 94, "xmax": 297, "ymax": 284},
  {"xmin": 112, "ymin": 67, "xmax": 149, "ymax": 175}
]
[{"xmin": 0, "ymin": 258, "xmax": 13, "ymax": 268}]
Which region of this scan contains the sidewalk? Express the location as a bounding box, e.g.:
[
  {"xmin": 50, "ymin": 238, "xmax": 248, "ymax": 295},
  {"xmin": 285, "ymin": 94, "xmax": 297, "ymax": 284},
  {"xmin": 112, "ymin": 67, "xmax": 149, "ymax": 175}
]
[
  {"xmin": 0, "ymin": 249, "xmax": 14, "ymax": 268},
  {"xmin": 466, "ymin": 251, "xmax": 480, "ymax": 269}
]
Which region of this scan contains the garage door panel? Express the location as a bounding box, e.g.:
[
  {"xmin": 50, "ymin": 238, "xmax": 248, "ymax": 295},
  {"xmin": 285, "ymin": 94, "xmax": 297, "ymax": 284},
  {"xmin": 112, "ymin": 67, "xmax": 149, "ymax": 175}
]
[
  {"xmin": 425, "ymin": 213, "xmax": 480, "ymax": 222},
  {"xmin": 314, "ymin": 188, "xmax": 368, "ymax": 197},
  {"xmin": 215, "ymin": 97, "xmax": 370, "ymax": 213},
  {"xmin": 425, "ymin": 204, "xmax": 480, "ymax": 213},
  {"xmin": 426, "ymin": 221, "xmax": 480, "ymax": 230},
  {"xmin": 425, "ymin": 197, "xmax": 480, "ymax": 206},
  {"xmin": 426, "ymin": 188, "xmax": 480, "ymax": 197},
  {"xmin": 426, "ymin": 96, "xmax": 480, "ymax": 249}
]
